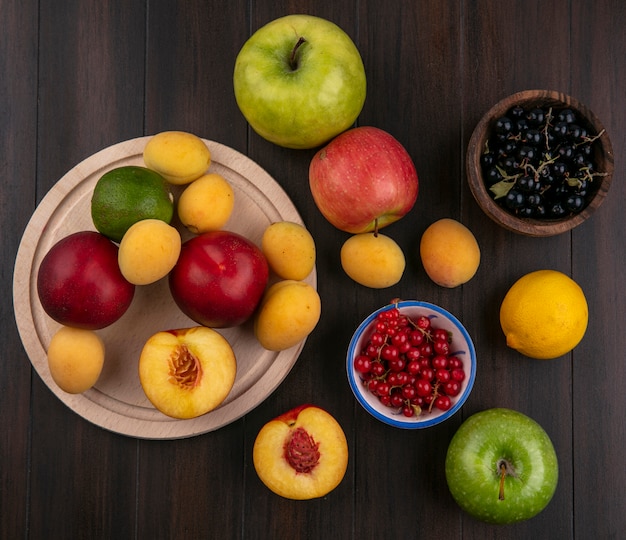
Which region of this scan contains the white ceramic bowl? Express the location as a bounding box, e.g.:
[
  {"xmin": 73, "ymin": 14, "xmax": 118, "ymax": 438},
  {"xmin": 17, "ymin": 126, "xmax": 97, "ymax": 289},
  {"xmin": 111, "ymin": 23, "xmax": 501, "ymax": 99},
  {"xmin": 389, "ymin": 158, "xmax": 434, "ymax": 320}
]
[{"xmin": 346, "ymin": 300, "xmax": 476, "ymax": 429}]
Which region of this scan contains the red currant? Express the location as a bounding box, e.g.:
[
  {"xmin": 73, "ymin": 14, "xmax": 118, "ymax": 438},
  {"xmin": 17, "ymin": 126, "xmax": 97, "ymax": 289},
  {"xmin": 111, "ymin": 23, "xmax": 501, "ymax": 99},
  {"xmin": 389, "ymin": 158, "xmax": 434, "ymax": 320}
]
[
  {"xmin": 435, "ymin": 368, "xmax": 451, "ymax": 383},
  {"xmin": 409, "ymin": 330, "xmax": 425, "ymax": 346},
  {"xmin": 432, "ymin": 328, "xmax": 449, "ymax": 342},
  {"xmin": 416, "ymin": 379, "xmax": 432, "ymax": 397},
  {"xmin": 419, "ymin": 343, "xmax": 433, "ymax": 357},
  {"xmin": 401, "ymin": 384, "xmax": 416, "ymax": 399},
  {"xmin": 396, "ymin": 371, "xmax": 409, "ymax": 386},
  {"xmin": 433, "ymin": 394, "xmax": 452, "ymax": 411},
  {"xmin": 381, "ymin": 344, "xmax": 399, "ymax": 362},
  {"xmin": 402, "ymin": 405, "xmax": 415, "ymax": 417},
  {"xmin": 416, "ymin": 315, "xmax": 431, "ymax": 330},
  {"xmin": 388, "ymin": 356, "xmax": 406, "ymax": 372},
  {"xmin": 370, "ymin": 362, "xmax": 385, "ymax": 377},
  {"xmin": 405, "ymin": 347, "xmax": 421, "ymax": 361},
  {"xmin": 407, "ymin": 360, "xmax": 421, "ymax": 375},
  {"xmin": 370, "ymin": 331, "xmax": 386, "ymax": 346},
  {"xmin": 431, "ymin": 354, "xmax": 448, "ymax": 370},
  {"xmin": 443, "ymin": 380, "xmax": 461, "ymax": 396},
  {"xmin": 357, "ymin": 308, "xmax": 468, "ymax": 419},
  {"xmin": 448, "ymin": 356, "xmax": 463, "ymax": 370},
  {"xmin": 377, "ymin": 382, "xmax": 391, "ymax": 397},
  {"xmin": 420, "ymin": 367, "xmax": 435, "ymax": 382},
  {"xmin": 451, "ymin": 368, "xmax": 466, "ymax": 382},
  {"xmin": 354, "ymin": 354, "xmax": 372, "ymax": 374},
  {"xmin": 390, "ymin": 390, "xmax": 404, "ymax": 408},
  {"xmin": 433, "ymin": 340, "xmax": 450, "ymax": 356}
]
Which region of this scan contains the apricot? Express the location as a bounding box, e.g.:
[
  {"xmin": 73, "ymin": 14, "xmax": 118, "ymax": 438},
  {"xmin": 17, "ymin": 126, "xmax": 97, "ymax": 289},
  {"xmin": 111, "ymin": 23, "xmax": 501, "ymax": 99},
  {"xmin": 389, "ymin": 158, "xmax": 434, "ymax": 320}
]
[
  {"xmin": 138, "ymin": 326, "xmax": 236, "ymax": 419},
  {"xmin": 118, "ymin": 219, "xmax": 182, "ymax": 285},
  {"xmin": 47, "ymin": 326, "xmax": 105, "ymax": 394},
  {"xmin": 340, "ymin": 232, "xmax": 405, "ymax": 288},
  {"xmin": 420, "ymin": 218, "xmax": 480, "ymax": 288},
  {"xmin": 143, "ymin": 131, "xmax": 211, "ymax": 185},
  {"xmin": 253, "ymin": 404, "xmax": 349, "ymax": 500},
  {"xmin": 261, "ymin": 221, "xmax": 316, "ymax": 280},
  {"xmin": 254, "ymin": 280, "xmax": 321, "ymax": 351},
  {"xmin": 177, "ymin": 173, "xmax": 235, "ymax": 234}
]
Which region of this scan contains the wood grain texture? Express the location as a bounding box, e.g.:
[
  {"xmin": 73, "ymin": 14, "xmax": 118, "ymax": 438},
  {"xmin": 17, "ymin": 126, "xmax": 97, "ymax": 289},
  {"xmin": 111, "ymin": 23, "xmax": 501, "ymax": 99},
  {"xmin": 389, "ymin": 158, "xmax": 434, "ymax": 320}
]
[
  {"xmin": 1, "ymin": 0, "xmax": 38, "ymax": 538},
  {"xmin": 3, "ymin": 1, "xmax": 626, "ymax": 538}
]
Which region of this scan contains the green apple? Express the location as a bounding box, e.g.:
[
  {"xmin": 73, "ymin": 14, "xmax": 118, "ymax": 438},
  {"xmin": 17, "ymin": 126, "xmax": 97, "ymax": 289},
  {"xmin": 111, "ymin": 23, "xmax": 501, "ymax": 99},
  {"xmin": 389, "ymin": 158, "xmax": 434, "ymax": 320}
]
[
  {"xmin": 233, "ymin": 14, "xmax": 366, "ymax": 150},
  {"xmin": 445, "ymin": 408, "xmax": 558, "ymax": 524}
]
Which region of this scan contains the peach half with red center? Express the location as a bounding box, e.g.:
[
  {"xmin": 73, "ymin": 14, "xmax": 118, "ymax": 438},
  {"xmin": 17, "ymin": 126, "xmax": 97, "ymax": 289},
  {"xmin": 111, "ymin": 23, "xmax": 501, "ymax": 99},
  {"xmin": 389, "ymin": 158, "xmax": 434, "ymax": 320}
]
[
  {"xmin": 138, "ymin": 326, "xmax": 236, "ymax": 419},
  {"xmin": 253, "ymin": 404, "xmax": 348, "ymax": 500}
]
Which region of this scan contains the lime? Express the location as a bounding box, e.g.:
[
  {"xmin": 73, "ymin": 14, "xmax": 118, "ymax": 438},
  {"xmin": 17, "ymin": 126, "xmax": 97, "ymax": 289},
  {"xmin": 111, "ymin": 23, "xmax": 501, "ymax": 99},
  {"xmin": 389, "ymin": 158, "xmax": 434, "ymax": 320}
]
[{"xmin": 91, "ymin": 166, "xmax": 174, "ymax": 243}]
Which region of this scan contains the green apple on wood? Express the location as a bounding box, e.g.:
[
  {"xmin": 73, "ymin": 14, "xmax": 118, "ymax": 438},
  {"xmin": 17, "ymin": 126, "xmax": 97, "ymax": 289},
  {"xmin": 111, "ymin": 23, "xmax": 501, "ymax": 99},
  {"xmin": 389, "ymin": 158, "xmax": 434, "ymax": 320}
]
[
  {"xmin": 233, "ymin": 14, "xmax": 366, "ymax": 149},
  {"xmin": 445, "ymin": 408, "xmax": 559, "ymax": 524}
]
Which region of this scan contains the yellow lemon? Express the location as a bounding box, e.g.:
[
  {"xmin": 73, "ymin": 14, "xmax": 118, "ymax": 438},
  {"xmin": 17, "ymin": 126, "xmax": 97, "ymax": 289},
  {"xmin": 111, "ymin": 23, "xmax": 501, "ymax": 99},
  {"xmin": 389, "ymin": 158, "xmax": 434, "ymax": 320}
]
[{"xmin": 499, "ymin": 269, "xmax": 588, "ymax": 359}]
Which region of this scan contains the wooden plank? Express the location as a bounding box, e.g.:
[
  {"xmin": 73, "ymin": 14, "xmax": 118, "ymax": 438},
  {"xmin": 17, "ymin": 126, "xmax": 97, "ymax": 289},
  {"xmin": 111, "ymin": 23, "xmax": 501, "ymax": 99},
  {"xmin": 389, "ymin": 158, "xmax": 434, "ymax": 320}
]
[
  {"xmin": 137, "ymin": 1, "xmax": 250, "ymax": 538},
  {"xmin": 27, "ymin": 2, "xmax": 146, "ymax": 538},
  {"xmin": 571, "ymin": 0, "xmax": 626, "ymax": 537},
  {"xmin": 240, "ymin": 4, "xmax": 360, "ymax": 540},
  {"xmin": 461, "ymin": 2, "xmax": 575, "ymax": 538},
  {"xmin": 1, "ymin": 0, "xmax": 38, "ymax": 538}
]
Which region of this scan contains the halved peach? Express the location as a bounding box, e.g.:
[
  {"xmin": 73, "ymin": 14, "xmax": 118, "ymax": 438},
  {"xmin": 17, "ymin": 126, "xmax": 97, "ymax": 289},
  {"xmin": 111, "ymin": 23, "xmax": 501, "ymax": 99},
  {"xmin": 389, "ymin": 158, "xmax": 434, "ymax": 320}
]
[
  {"xmin": 138, "ymin": 326, "xmax": 236, "ymax": 419},
  {"xmin": 253, "ymin": 404, "xmax": 349, "ymax": 500}
]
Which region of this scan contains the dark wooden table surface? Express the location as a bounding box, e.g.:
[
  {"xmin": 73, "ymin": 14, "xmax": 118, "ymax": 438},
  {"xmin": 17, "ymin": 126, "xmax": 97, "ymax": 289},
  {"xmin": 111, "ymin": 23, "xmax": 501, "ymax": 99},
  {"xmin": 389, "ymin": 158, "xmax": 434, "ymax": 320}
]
[{"xmin": 3, "ymin": 1, "xmax": 625, "ymax": 539}]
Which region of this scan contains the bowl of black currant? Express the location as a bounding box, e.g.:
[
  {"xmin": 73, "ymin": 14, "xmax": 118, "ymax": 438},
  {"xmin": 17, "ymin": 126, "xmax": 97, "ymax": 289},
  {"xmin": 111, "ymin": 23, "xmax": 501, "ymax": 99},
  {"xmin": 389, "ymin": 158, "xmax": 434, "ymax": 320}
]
[{"xmin": 467, "ymin": 90, "xmax": 614, "ymax": 236}]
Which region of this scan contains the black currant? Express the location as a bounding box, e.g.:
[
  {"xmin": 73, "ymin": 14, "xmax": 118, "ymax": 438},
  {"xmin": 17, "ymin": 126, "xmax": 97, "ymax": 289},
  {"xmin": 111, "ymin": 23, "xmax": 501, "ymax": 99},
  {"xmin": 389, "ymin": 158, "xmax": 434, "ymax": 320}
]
[
  {"xmin": 551, "ymin": 121, "xmax": 569, "ymax": 139},
  {"xmin": 481, "ymin": 152, "xmax": 496, "ymax": 168},
  {"xmin": 517, "ymin": 145, "xmax": 537, "ymax": 162},
  {"xmin": 508, "ymin": 105, "xmax": 525, "ymax": 119},
  {"xmin": 557, "ymin": 108, "xmax": 576, "ymax": 124},
  {"xmin": 565, "ymin": 194, "xmax": 585, "ymax": 212},
  {"xmin": 517, "ymin": 175, "xmax": 537, "ymax": 192},
  {"xmin": 494, "ymin": 116, "xmax": 514, "ymax": 135},
  {"xmin": 526, "ymin": 107, "xmax": 545, "ymax": 126},
  {"xmin": 485, "ymin": 166, "xmax": 504, "ymax": 185},
  {"xmin": 523, "ymin": 128, "xmax": 542, "ymax": 146},
  {"xmin": 549, "ymin": 202, "xmax": 567, "ymax": 217},
  {"xmin": 504, "ymin": 189, "xmax": 525, "ymax": 209}
]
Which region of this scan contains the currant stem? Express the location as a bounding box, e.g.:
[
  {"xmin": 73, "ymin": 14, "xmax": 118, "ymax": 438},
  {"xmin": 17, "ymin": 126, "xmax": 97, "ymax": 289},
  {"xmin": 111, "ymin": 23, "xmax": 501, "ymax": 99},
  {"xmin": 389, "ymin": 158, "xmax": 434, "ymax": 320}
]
[{"xmin": 289, "ymin": 37, "xmax": 306, "ymax": 71}]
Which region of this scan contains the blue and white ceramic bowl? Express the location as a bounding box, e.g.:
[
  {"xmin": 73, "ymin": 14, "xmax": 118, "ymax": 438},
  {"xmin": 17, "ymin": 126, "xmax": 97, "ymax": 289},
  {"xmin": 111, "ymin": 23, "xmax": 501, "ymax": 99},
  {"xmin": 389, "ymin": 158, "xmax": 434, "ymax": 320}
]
[{"xmin": 346, "ymin": 300, "xmax": 476, "ymax": 429}]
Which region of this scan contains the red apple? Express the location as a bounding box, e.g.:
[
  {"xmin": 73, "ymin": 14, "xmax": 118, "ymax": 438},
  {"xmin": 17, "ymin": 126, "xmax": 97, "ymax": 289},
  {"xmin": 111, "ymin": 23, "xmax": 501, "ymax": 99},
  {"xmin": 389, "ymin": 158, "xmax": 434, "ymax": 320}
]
[
  {"xmin": 169, "ymin": 230, "xmax": 269, "ymax": 328},
  {"xmin": 37, "ymin": 231, "xmax": 135, "ymax": 330},
  {"xmin": 309, "ymin": 126, "xmax": 419, "ymax": 233}
]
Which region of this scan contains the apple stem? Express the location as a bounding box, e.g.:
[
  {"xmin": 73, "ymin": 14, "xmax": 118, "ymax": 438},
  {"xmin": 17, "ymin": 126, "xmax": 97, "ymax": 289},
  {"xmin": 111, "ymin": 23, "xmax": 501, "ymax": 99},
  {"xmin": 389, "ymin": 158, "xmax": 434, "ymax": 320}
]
[
  {"xmin": 289, "ymin": 37, "xmax": 306, "ymax": 71},
  {"xmin": 373, "ymin": 218, "xmax": 379, "ymax": 237},
  {"xmin": 498, "ymin": 462, "xmax": 507, "ymax": 500}
]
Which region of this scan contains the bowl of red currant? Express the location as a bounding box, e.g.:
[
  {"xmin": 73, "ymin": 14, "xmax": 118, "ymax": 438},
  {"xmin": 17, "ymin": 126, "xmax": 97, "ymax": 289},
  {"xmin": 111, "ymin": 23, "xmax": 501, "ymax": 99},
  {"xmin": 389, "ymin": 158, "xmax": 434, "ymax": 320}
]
[
  {"xmin": 347, "ymin": 300, "xmax": 476, "ymax": 429},
  {"xmin": 467, "ymin": 89, "xmax": 614, "ymax": 236}
]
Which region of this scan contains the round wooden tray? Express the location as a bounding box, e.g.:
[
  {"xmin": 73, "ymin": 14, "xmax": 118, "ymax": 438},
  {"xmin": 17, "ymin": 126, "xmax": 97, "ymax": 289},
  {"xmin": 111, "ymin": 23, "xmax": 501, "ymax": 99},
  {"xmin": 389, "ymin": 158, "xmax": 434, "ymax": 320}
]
[{"xmin": 13, "ymin": 136, "xmax": 316, "ymax": 439}]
